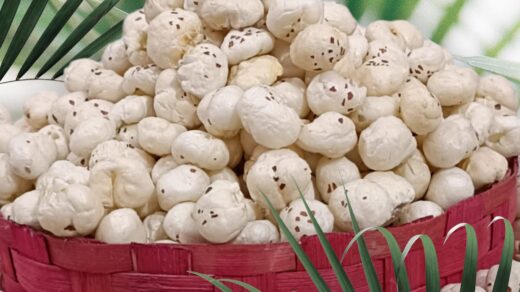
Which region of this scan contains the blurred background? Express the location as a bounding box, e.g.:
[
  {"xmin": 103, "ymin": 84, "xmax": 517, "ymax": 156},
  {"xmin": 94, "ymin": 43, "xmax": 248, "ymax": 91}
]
[{"xmin": 0, "ymin": 0, "xmax": 519, "ymax": 81}]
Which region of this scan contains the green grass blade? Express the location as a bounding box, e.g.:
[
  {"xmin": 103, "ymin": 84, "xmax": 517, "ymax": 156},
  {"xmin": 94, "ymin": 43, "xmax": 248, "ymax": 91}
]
[
  {"xmin": 0, "ymin": 0, "xmax": 21, "ymax": 50},
  {"xmin": 431, "ymin": 0, "xmax": 467, "ymax": 43},
  {"xmin": 52, "ymin": 19, "xmax": 123, "ymax": 79},
  {"xmin": 401, "ymin": 235, "xmax": 440, "ymax": 292},
  {"xmin": 489, "ymin": 217, "xmax": 514, "ymax": 292},
  {"xmin": 343, "ymin": 187, "xmax": 382, "ymax": 292},
  {"xmin": 379, "ymin": 0, "xmax": 420, "ymax": 20},
  {"xmin": 0, "ymin": 0, "xmax": 49, "ymax": 80},
  {"xmin": 261, "ymin": 193, "xmax": 330, "ymax": 292},
  {"xmin": 456, "ymin": 56, "xmax": 520, "ymax": 83},
  {"xmin": 292, "ymin": 181, "xmax": 354, "ymax": 292},
  {"xmin": 444, "ymin": 223, "xmax": 477, "ymax": 292},
  {"xmin": 220, "ymin": 279, "xmax": 261, "ymax": 292},
  {"xmin": 36, "ymin": 0, "xmax": 121, "ymax": 78},
  {"xmin": 117, "ymin": 0, "xmax": 144, "ymax": 12},
  {"xmin": 17, "ymin": 0, "xmax": 83, "ymax": 80},
  {"xmin": 189, "ymin": 271, "xmax": 232, "ymax": 292},
  {"xmin": 343, "ymin": 0, "xmax": 368, "ymax": 20},
  {"xmin": 341, "ymin": 227, "xmax": 410, "ymax": 292},
  {"xmin": 485, "ymin": 20, "xmax": 520, "ymax": 57}
]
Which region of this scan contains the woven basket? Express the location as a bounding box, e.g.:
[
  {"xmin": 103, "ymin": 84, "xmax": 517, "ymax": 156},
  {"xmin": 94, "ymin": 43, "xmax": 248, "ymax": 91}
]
[{"xmin": 0, "ymin": 159, "xmax": 517, "ymax": 292}]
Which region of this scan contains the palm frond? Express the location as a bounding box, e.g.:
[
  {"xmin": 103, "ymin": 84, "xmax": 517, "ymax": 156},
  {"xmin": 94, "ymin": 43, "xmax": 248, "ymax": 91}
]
[
  {"xmin": 36, "ymin": 0, "xmax": 121, "ymax": 78},
  {"xmin": 0, "ymin": 0, "xmax": 21, "ymax": 50},
  {"xmin": 0, "ymin": 0, "xmax": 49, "ymax": 80},
  {"xmin": 16, "ymin": 0, "xmax": 83, "ymax": 80},
  {"xmin": 444, "ymin": 223, "xmax": 478, "ymax": 292},
  {"xmin": 485, "ymin": 20, "xmax": 520, "ymax": 57},
  {"xmin": 431, "ymin": 0, "xmax": 468, "ymax": 43},
  {"xmin": 379, "ymin": 0, "xmax": 419, "ymax": 20}
]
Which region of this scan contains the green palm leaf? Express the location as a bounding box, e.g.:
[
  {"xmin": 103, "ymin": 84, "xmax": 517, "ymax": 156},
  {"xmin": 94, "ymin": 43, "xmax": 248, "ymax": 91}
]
[
  {"xmin": 489, "ymin": 217, "xmax": 514, "ymax": 292},
  {"xmin": 293, "ymin": 182, "xmax": 354, "ymax": 291},
  {"xmin": 444, "ymin": 223, "xmax": 478, "ymax": 292},
  {"xmin": 379, "ymin": 0, "xmax": 419, "ymax": 20},
  {"xmin": 36, "ymin": 0, "xmax": 121, "ymax": 78},
  {"xmin": 261, "ymin": 192, "xmax": 330, "ymax": 291},
  {"xmin": 431, "ymin": 0, "xmax": 467, "ymax": 43},
  {"xmin": 0, "ymin": 0, "xmax": 21, "ymax": 50},
  {"xmin": 53, "ymin": 19, "xmax": 123, "ymax": 79},
  {"xmin": 189, "ymin": 271, "xmax": 232, "ymax": 292},
  {"xmin": 16, "ymin": 0, "xmax": 83, "ymax": 80},
  {"xmin": 0, "ymin": 0, "xmax": 49, "ymax": 80},
  {"xmin": 401, "ymin": 235, "xmax": 440, "ymax": 292},
  {"xmin": 457, "ymin": 56, "xmax": 520, "ymax": 84}
]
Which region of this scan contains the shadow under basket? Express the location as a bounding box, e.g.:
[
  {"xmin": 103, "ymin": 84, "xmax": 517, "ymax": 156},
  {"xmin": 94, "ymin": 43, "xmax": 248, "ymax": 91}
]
[{"xmin": 0, "ymin": 159, "xmax": 517, "ymax": 292}]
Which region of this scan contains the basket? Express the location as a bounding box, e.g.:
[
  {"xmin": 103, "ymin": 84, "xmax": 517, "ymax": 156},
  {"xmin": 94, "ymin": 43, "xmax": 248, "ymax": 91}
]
[{"xmin": 0, "ymin": 159, "xmax": 517, "ymax": 292}]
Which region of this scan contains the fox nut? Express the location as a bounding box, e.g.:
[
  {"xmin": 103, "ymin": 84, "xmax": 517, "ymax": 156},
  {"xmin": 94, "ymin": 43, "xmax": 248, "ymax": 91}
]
[
  {"xmin": 95, "ymin": 208, "xmax": 147, "ymax": 244},
  {"xmin": 156, "ymin": 164, "xmax": 210, "ymax": 210},
  {"xmin": 199, "ymin": 0, "xmax": 264, "ymax": 30},
  {"xmin": 272, "ymin": 78, "xmax": 309, "ymax": 118},
  {"xmin": 221, "ymin": 27, "xmax": 275, "ymax": 65},
  {"xmin": 123, "ymin": 10, "xmax": 153, "ymax": 66},
  {"xmin": 315, "ymin": 157, "xmax": 360, "ymax": 203},
  {"xmin": 23, "ymin": 91, "xmax": 59, "ymax": 130},
  {"xmin": 48, "ymin": 92, "xmax": 87, "ymax": 127},
  {"xmin": 266, "ymin": 0, "xmax": 323, "ymax": 42},
  {"xmin": 8, "ymin": 132, "xmax": 58, "ymax": 180},
  {"xmin": 122, "ymin": 64, "xmax": 162, "ymax": 96},
  {"xmin": 398, "ymin": 201, "xmax": 443, "ymax": 225},
  {"xmin": 349, "ymin": 95, "xmax": 399, "ymax": 132},
  {"xmin": 197, "ymin": 85, "xmax": 243, "ymax": 138},
  {"xmin": 64, "ymin": 59, "xmax": 103, "ymax": 92},
  {"xmin": 171, "ymin": 130, "xmax": 229, "ymax": 170},
  {"xmin": 427, "ymin": 65, "xmax": 479, "ymax": 106},
  {"xmin": 228, "ymin": 55, "xmax": 283, "ymax": 90},
  {"xmin": 69, "ymin": 117, "xmax": 117, "ymax": 158},
  {"xmin": 144, "ymin": 0, "xmax": 184, "ymax": 22},
  {"xmin": 233, "ymin": 220, "xmax": 279, "ymax": 244},
  {"xmin": 393, "ymin": 149, "xmax": 431, "ymax": 200},
  {"xmin": 137, "ymin": 117, "xmax": 187, "ymax": 156},
  {"xmin": 163, "ymin": 202, "xmax": 206, "ymax": 243},
  {"xmin": 477, "ymin": 74, "xmax": 518, "ymax": 112},
  {"xmin": 322, "ymin": 0, "xmax": 356, "ymax": 35},
  {"xmin": 486, "ymin": 115, "xmax": 520, "ymax": 158},
  {"xmin": 102, "ymin": 39, "xmax": 132, "ymax": 75},
  {"xmin": 87, "ymin": 69, "xmax": 126, "ymax": 103},
  {"xmin": 461, "ymin": 147, "xmax": 508, "ymax": 189},
  {"xmin": 280, "ymin": 198, "xmax": 334, "ymax": 241},
  {"xmin": 426, "ymin": 167, "xmax": 475, "ymax": 209}
]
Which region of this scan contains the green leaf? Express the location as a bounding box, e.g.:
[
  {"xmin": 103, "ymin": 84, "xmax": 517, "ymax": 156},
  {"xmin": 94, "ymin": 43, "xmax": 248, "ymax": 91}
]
[
  {"xmin": 456, "ymin": 56, "xmax": 520, "ymax": 83},
  {"xmin": 444, "ymin": 223, "xmax": 478, "ymax": 292},
  {"xmin": 431, "ymin": 0, "xmax": 467, "ymax": 43},
  {"xmin": 292, "ymin": 181, "xmax": 354, "ymax": 292},
  {"xmin": 36, "ymin": 0, "xmax": 121, "ymax": 78},
  {"xmin": 0, "ymin": 0, "xmax": 21, "ymax": 50},
  {"xmin": 344, "ymin": 0, "xmax": 369, "ymax": 20},
  {"xmin": 489, "ymin": 217, "xmax": 514, "ymax": 292},
  {"xmin": 261, "ymin": 193, "xmax": 330, "ymax": 292},
  {"xmin": 117, "ymin": 0, "xmax": 144, "ymax": 13},
  {"xmin": 52, "ymin": 19, "xmax": 123, "ymax": 79},
  {"xmin": 219, "ymin": 279, "xmax": 261, "ymax": 292},
  {"xmin": 341, "ymin": 227, "xmax": 410, "ymax": 292},
  {"xmin": 401, "ymin": 235, "xmax": 440, "ymax": 292},
  {"xmin": 0, "ymin": 0, "xmax": 49, "ymax": 80},
  {"xmin": 343, "ymin": 187, "xmax": 382, "ymax": 292},
  {"xmin": 379, "ymin": 0, "xmax": 419, "ymax": 20},
  {"xmin": 189, "ymin": 271, "xmax": 232, "ymax": 292},
  {"xmin": 485, "ymin": 20, "xmax": 520, "ymax": 57},
  {"xmin": 17, "ymin": 0, "xmax": 83, "ymax": 80}
]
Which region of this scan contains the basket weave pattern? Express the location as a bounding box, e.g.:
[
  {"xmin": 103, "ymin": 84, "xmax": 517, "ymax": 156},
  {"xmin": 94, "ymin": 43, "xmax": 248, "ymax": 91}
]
[{"xmin": 0, "ymin": 159, "xmax": 517, "ymax": 292}]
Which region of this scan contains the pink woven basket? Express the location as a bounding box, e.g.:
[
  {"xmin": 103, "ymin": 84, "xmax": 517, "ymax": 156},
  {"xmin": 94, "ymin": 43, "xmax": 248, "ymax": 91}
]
[{"xmin": 0, "ymin": 159, "xmax": 517, "ymax": 292}]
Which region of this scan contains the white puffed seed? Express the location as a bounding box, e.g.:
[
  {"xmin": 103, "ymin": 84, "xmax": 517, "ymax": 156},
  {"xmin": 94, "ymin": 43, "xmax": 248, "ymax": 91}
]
[
  {"xmin": 89, "ymin": 140, "xmax": 156, "ymax": 171},
  {"xmin": 349, "ymin": 95, "xmax": 399, "ymax": 132},
  {"xmin": 147, "ymin": 9, "xmax": 204, "ymax": 69},
  {"xmin": 393, "ymin": 149, "xmax": 431, "ymax": 200},
  {"xmin": 398, "ymin": 78, "xmax": 443, "ymax": 135},
  {"xmin": 271, "ymin": 40, "xmax": 305, "ymax": 79},
  {"xmin": 123, "ymin": 10, "xmax": 153, "ymax": 66},
  {"xmin": 116, "ymin": 124, "xmax": 140, "ymax": 148},
  {"xmin": 272, "ymin": 78, "xmax": 309, "ymax": 118},
  {"xmin": 358, "ymin": 116, "xmax": 416, "ymax": 171},
  {"xmin": 355, "ymin": 54, "xmax": 409, "ymax": 97},
  {"xmin": 144, "ymin": 0, "xmax": 184, "ymax": 22},
  {"xmin": 156, "ymin": 164, "xmax": 210, "ymax": 210},
  {"xmin": 102, "ymin": 39, "xmax": 132, "ymax": 75},
  {"xmin": 35, "ymin": 160, "xmax": 89, "ymax": 192},
  {"xmin": 197, "ymin": 85, "xmax": 243, "ymax": 138},
  {"xmin": 398, "ymin": 201, "xmax": 443, "ymax": 225},
  {"xmin": 0, "ymin": 124, "xmax": 22, "ymax": 153},
  {"xmin": 246, "ymin": 149, "xmax": 314, "ymax": 210},
  {"xmin": 228, "ymin": 55, "xmax": 283, "ymax": 90},
  {"xmin": 38, "ymin": 125, "xmax": 69, "ymax": 160},
  {"xmin": 48, "ymin": 92, "xmax": 87, "ymax": 127},
  {"xmin": 199, "ymin": 0, "xmax": 264, "ymax": 30},
  {"xmin": 407, "ymin": 40, "xmax": 446, "ymax": 83},
  {"xmin": 137, "ymin": 117, "xmax": 187, "ymax": 156},
  {"xmin": 151, "ymin": 155, "xmax": 178, "ymax": 184},
  {"xmin": 315, "ymin": 157, "xmax": 360, "ymax": 203},
  {"xmin": 221, "ymin": 27, "xmax": 275, "ymax": 65},
  {"xmin": 64, "ymin": 59, "xmax": 102, "ymax": 92},
  {"xmin": 95, "ymin": 208, "xmax": 147, "ymax": 244},
  {"xmin": 364, "ymin": 171, "xmax": 415, "ymax": 210},
  {"xmin": 365, "ymin": 20, "xmax": 423, "ymax": 50},
  {"xmin": 478, "ymin": 74, "xmax": 519, "ymax": 111},
  {"xmin": 486, "ymin": 115, "xmax": 520, "ymax": 158},
  {"xmin": 280, "ymin": 198, "xmax": 333, "ymax": 241},
  {"xmin": 333, "ymin": 34, "xmax": 368, "ymax": 79},
  {"xmin": 122, "ymin": 64, "xmax": 162, "ymax": 96},
  {"xmin": 223, "ymin": 135, "xmax": 243, "ymax": 168},
  {"xmin": 37, "ymin": 184, "xmax": 104, "ymax": 237},
  {"xmin": 297, "ymin": 112, "xmax": 357, "ymax": 158},
  {"xmin": 0, "ymin": 153, "xmax": 32, "ymax": 205},
  {"xmin": 177, "ymin": 43, "xmax": 229, "ymax": 98},
  {"xmin": 451, "ymin": 102, "xmax": 494, "ymax": 145},
  {"xmin": 154, "ymin": 69, "xmax": 201, "ymax": 128},
  {"xmin": 69, "ymin": 117, "xmax": 117, "ymax": 158},
  {"xmin": 427, "ymin": 65, "xmax": 479, "ymax": 107},
  {"xmin": 266, "ymin": 0, "xmax": 323, "ymax": 42},
  {"xmin": 461, "ymin": 147, "xmax": 508, "ymax": 189},
  {"xmin": 237, "ymin": 86, "xmax": 302, "ymax": 149},
  {"xmin": 163, "ymin": 202, "xmax": 206, "ymax": 243},
  {"xmin": 207, "ymin": 167, "xmax": 240, "ymax": 184},
  {"xmin": 423, "ymin": 115, "xmax": 479, "ymax": 168},
  {"xmin": 11, "ymin": 190, "xmax": 41, "ymax": 229},
  {"xmin": 426, "ymin": 167, "xmax": 474, "ymax": 209},
  {"xmin": 87, "ymin": 69, "xmax": 126, "ymax": 103},
  {"xmin": 0, "ymin": 103, "xmax": 10, "ymax": 124},
  {"xmin": 64, "ymin": 99, "xmax": 113, "ymax": 137},
  {"xmin": 290, "ymin": 24, "xmax": 348, "ymax": 72},
  {"xmin": 193, "ymin": 180, "xmax": 249, "ymax": 243},
  {"xmin": 233, "ymin": 220, "xmax": 279, "ymax": 244},
  {"xmin": 23, "ymin": 91, "xmax": 59, "ymax": 130},
  {"xmin": 110, "ymin": 95, "xmax": 155, "ymax": 126},
  {"xmin": 322, "ymin": 1, "xmax": 356, "ymax": 35},
  {"xmin": 143, "ymin": 212, "xmax": 168, "ymax": 242},
  {"xmin": 171, "ymin": 130, "xmax": 229, "ymax": 170},
  {"xmin": 328, "ymin": 179, "xmax": 393, "ymax": 231},
  {"xmin": 8, "ymin": 132, "xmax": 58, "ymax": 180},
  {"xmin": 306, "ymin": 71, "xmax": 367, "ymax": 115}
]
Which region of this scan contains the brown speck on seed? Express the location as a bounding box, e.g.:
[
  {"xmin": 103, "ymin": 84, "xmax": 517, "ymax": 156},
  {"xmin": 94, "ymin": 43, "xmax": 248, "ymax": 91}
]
[
  {"xmin": 69, "ymin": 100, "xmax": 75, "ymax": 105},
  {"xmin": 327, "ymin": 184, "xmax": 332, "ymax": 193},
  {"xmin": 176, "ymin": 24, "xmax": 180, "ymax": 29},
  {"xmin": 180, "ymin": 155, "xmax": 184, "ymax": 159},
  {"xmin": 202, "ymin": 220, "xmax": 207, "ymax": 225},
  {"xmin": 341, "ymin": 98, "xmax": 346, "ymax": 106},
  {"xmin": 80, "ymin": 159, "xmax": 85, "ymax": 165},
  {"xmin": 161, "ymin": 189, "xmax": 165, "ymax": 194},
  {"xmin": 295, "ymin": 216, "xmax": 300, "ymax": 221},
  {"xmin": 310, "ymin": 55, "xmax": 315, "ymax": 59},
  {"xmin": 24, "ymin": 167, "xmax": 31, "ymax": 174},
  {"xmin": 329, "ymin": 57, "xmax": 334, "ymax": 63},
  {"xmin": 101, "ymin": 110, "xmax": 109, "ymax": 115},
  {"xmin": 52, "ymin": 114, "xmax": 58, "ymax": 123},
  {"xmin": 205, "ymin": 187, "xmax": 212, "ymax": 194},
  {"xmin": 300, "ymin": 211, "xmax": 308, "ymax": 217},
  {"xmin": 495, "ymin": 104, "xmax": 502, "ymax": 110},
  {"xmin": 190, "ymin": 168, "xmax": 196, "ymax": 173},
  {"xmin": 272, "ymin": 166, "xmax": 277, "ymax": 172},
  {"xmin": 211, "ymin": 214, "xmax": 218, "ymax": 218},
  {"xmin": 279, "ymin": 183, "xmax": 286, "ymax": 190},
  {"xmin": 273, "ymin": 176, "xmax": 279, "ymax": 182},
  {"xmin": 418, "ymin": 65, "xmax": 423, "ymax": 70},
  {"xmin": 295, "ymin": 226, "xmax": 300, "ymax": 232},
  {"xmin": 228, "ymin": 41, "xmax": 234, "ymax": 48},
  {"xmin": 330, "ymin": 37, "xmax": 335, "ymax": 44},
  {"xmin": 347, "ymin": 92, "xmax": 354, "ymax": 100},
  {"xmin": 216, "ymin": 63, "xmax": 222, "ymax": 68},
  {"xmin": 338, "ymin": 118, "xmax": 344, "ymax": 124},
  {"xmin": 73, "ymin": 111, "xmax": 77, "ymax": 117},
  {"xmin": 288, "ymin": 207, "xmax": 293, "ymax": 213},
  {"xmin": 329, "ymin": 86, "xmax": 337, "ymax": 92},
  {"xmin": 363, "ymin": 196, "xmax": 367, "ymax": 200},
  {"xmin": 204, "ymin": 51, "xmax": 210, "ymax": 55}
]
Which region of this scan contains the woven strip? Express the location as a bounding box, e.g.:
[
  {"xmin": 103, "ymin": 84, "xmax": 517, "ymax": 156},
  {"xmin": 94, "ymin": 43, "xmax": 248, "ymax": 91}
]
[{"xmin": 0, "ymin": 159, "xmax": 517, "ymax": 292}]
